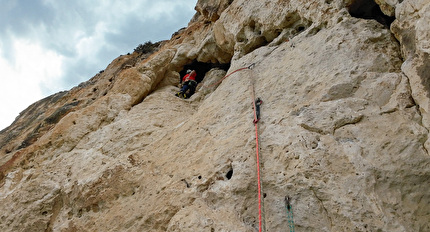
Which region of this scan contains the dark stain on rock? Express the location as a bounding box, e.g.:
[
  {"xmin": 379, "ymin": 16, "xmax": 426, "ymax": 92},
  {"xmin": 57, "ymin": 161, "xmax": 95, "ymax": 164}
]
[
  {"xmin": 418, "ymin": 53, "xmax": 430, "ymax": 98},
  {"xmin": 17, "ymin": 100, "xmax": 81, "ymax": 150},
  {"xmin": 402, "ymin": 28, "xmax": 417, "ymax": 56},
  {"xmin": 45, "ymin": 101, "xmax": 80, "ymax": 124}
]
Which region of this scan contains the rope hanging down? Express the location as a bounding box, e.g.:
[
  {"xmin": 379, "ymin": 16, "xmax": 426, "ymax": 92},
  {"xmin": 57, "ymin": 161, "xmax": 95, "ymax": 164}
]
[
  {"xmin": 252, "ymin": 96, "xmax": 264, "ymax": 232},
  {"xmin": 199, "ymin": 63, "xmax": 266, "ymax": 231},
  {"xmin": 285, "ymin": 196, "xmax": 296, "ymax": 232},
  {"xmin": 250, "ymin": 67, "xmax": 265, "ymax": 232},
  {"xmin": 200, "ymin": 64, "xmax": 296, "ymax": 231}
]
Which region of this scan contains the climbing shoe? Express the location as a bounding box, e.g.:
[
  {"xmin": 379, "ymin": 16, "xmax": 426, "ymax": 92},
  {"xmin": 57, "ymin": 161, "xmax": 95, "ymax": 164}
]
[{"xmin": 175, "ymin": 92, "xmax": 183, "ymax": 98}]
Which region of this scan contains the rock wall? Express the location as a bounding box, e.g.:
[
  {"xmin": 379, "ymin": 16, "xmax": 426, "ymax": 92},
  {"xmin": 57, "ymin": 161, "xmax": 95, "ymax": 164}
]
[{"xmin": 1, "ymin": 0, "xmax": 430, "ymax": 231}]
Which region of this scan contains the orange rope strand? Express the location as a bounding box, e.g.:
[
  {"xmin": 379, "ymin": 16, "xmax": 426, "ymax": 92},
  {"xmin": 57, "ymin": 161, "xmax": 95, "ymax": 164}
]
[{"xmin": 251, "ymin": 79, "xmax": 263, "ymax": 232}]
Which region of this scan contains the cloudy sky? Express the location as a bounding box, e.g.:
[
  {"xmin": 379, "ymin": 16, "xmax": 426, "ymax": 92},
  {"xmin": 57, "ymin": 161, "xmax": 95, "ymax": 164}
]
[{"xmin": 0, "ymin": 0, "xmax": 197, "ymax": 130}]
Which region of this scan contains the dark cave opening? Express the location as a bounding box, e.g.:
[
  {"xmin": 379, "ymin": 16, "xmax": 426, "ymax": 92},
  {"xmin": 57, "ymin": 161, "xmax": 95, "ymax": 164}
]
[
  {"xmin": 179, "ymin": 60, "xmax": 231, "ymax": 83},
  {"xmin": 347, "ymin": 0, "xmax": 395, "ymax": 28},
  {"xmin": 226, "ymin": 168, "xmax": 233, "ymax": 180}
]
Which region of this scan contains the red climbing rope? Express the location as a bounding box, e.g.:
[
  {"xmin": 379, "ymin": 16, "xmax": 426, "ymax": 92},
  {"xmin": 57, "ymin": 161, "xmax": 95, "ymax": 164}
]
[
  {"xmin": 251, "ymin": 73, "xmax": 264, "ymax": 232},
  {"xmin": 202, "ymin": 63, "xmax": 255, "ymax": 89},
  {"xmin": 200, "ymin": 63, "xmax": 264, "ymax": 231},
  {"xmin": 254, "ymin": 114, "xmax": 263, "ymax": 232}
]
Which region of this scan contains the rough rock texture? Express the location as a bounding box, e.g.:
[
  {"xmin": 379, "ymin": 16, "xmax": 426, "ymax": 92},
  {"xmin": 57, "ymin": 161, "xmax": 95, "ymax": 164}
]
[
  {"xmin": 1, "ymin": 0, "xmax": 430, "ymax": 231},
  {"xmin": 392, "ymin": 0, "xmax": 430, "ymax": 136}
]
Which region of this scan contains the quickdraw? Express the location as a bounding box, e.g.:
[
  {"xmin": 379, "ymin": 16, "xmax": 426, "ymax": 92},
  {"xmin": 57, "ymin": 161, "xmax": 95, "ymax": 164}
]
[{"xmin": 285, "ymin": 196, "xmax": 295, "ymax": 232}]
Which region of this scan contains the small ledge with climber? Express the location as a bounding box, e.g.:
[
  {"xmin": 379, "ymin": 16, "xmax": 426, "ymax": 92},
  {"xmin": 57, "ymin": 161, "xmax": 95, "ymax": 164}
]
[{"xmin": 174, "ymin": 60, "xmax": 231, "ymax": 99}]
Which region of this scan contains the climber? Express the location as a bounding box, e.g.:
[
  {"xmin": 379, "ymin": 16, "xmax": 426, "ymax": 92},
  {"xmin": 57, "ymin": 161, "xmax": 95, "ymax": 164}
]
[{"xmin": 176, "ymin": 69, "xmax": 197, "ymax": 99}]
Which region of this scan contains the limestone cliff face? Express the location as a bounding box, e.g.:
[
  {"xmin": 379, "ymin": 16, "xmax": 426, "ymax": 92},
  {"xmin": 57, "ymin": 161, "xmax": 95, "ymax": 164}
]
[{"xmin": 1, "ymin": 0, "xmax": 430, "ymax": 231}]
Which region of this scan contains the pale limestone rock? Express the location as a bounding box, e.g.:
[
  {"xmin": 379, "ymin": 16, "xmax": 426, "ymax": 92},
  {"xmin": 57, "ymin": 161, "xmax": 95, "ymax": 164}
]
[
  {"xmin": 391, "ymin": 0, "xmax": 430, "ymax": 150},
  {"xmin": 1, "ymin": 0, "xmax": 430, "ymax": 232},
  {"xmin": 111, "ymin": 68, "xmax": 151, "ymax": 105},
  {"xmin": 195, "ymin": 0, "xmax": 233, "ymax": 22},
  {"xmin": 192, "ymin": 68, "xmax": 227, "ymax": 101},
  {"xmin": 297, "ymin": 98, "xmax": 366, "ymax": 135},
  {"xmin": 375, "ymin": 0, "xmax": 401, "ymax": 16}
]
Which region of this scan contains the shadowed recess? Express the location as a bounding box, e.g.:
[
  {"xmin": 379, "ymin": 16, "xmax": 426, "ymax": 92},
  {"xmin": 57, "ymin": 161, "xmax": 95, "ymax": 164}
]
[
  {"xmin": 347, "ymin": 0, "xmax": 395, "ymax": 28},
  {"xmin": 180, "ymin": 60, "xmax": 231, "ymax": 83}
]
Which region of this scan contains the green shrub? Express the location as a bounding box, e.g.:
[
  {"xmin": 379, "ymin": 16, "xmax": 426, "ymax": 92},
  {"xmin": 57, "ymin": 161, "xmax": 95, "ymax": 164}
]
[{"xmin": 134, "ymin": 41, "xmax": 154, "ymax": 54}]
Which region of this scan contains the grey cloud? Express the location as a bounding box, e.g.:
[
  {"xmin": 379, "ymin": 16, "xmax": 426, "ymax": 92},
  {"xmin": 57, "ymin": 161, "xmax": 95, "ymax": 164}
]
[
  {"xmin": 0, "ymin": 1, "xmax": 53, "ymax": 61},
  {"xmin": 0, "ymin": 1, "xmax": 93, "ymax": 59},
  {"xmin": 0, "ymin": 0, "xmax": 55, "ymax": 35},
  {"xmin": 104, "ymin": 7, "xmax": 192, "ymax": 53},
  {"xmin": 1, "ymin": 1, "xmax": 197, "ymax": 95}
]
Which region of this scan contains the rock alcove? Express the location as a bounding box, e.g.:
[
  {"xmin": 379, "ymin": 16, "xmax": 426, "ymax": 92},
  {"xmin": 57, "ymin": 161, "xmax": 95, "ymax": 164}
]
[
  {"xmin": 180, "ymin": 60, "xmax": 231, "ymax": 83},
  {"xmin": 347, "ymin": 0, "xmax": 395, "ymax": 27}
]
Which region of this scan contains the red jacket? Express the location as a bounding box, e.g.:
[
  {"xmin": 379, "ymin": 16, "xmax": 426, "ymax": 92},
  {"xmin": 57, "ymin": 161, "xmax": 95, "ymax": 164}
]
[{"xmin": 182, "ymin": 71, "xmax": 197, "ymax": 82}]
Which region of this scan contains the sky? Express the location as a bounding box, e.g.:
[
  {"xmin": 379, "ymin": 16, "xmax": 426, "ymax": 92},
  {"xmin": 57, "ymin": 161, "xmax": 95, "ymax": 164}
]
[{"xmin": 0, "ymin": 0, "xmax": 198, "ymax": 131}]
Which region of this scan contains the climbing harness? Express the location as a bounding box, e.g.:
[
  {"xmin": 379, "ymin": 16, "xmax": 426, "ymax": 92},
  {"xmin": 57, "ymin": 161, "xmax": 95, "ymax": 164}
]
[{"xmin": 285, "ymin": 196, "xmax": 296, "ymax": 232}]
